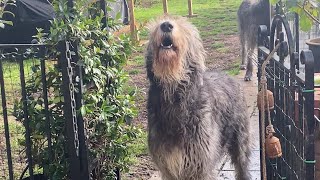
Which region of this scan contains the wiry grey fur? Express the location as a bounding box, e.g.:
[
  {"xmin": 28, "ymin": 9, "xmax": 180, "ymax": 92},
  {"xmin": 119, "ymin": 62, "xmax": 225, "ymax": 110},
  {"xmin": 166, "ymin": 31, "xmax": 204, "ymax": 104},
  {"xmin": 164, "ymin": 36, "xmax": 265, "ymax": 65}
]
[
  {"xmin": 237, "ymin": 0, "xmax": 270, "ymax": 81},
  {"xmin": 146, "ymin": 16, "xmax": 251, "ymax": 180}
]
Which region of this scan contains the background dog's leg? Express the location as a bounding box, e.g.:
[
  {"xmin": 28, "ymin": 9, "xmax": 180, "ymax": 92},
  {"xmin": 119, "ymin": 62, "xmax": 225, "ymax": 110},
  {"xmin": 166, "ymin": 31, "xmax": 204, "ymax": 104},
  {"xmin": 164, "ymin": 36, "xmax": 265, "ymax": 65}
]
[
  {"xmin": 228, "ymin": 131, "xmax": 251, "ymax": 180},
  {"xmin": 240, "ymin": 31, "xmax": 247, "ymax": 70},
  {"xmin": 244, "ymin": 50, "xmax": 253, "ymax": 81}
]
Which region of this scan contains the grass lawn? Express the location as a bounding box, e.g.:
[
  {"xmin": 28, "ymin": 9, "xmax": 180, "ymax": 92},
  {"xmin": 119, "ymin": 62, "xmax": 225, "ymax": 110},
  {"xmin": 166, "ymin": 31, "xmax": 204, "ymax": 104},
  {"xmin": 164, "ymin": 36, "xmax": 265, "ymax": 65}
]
[
  {"xmin": 130, "ymin": 0, "xmax": 242, "ymax": 73},
  {"xmin": 1, "ymin": 60, "xmax": 37, "ymax": 107},
  {"xmin": 135, "ymin": 0, "xmax": 240, "ymax": 36}
]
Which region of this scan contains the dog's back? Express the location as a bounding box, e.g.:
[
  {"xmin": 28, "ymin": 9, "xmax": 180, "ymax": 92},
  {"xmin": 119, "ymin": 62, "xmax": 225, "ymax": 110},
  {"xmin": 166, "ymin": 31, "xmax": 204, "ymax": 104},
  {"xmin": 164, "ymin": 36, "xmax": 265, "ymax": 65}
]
[
  {"xmin": 238, "ymin": 0, "xmax": 269, "ymax": 49},
  {"xmin": 237, "ymin": 0, "xmax": 270, "ymax": 80}
]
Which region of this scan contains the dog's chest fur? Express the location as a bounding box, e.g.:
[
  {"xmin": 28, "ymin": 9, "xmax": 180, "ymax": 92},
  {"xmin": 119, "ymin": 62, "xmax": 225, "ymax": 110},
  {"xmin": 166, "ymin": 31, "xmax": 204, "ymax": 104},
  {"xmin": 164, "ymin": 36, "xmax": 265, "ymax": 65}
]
[{"xmin": 147, "ymin": 84, "xmax": 220, "ymax": 179}]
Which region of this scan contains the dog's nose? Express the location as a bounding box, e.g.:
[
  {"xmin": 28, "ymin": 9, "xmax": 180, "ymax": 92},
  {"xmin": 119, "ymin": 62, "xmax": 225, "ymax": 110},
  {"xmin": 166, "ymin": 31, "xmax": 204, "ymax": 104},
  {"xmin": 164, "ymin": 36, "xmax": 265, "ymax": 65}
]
[{"xmin": 160, "ymin": 21, "xmax": 173, "ymax": 32}]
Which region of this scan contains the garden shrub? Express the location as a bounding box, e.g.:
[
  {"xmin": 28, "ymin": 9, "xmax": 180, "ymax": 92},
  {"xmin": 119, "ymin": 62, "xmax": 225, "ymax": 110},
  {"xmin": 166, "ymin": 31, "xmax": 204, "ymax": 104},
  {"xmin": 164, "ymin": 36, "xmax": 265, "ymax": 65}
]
[{"xmin": 13, "ymin": 0, "xmax": 140, "ymax": 179}]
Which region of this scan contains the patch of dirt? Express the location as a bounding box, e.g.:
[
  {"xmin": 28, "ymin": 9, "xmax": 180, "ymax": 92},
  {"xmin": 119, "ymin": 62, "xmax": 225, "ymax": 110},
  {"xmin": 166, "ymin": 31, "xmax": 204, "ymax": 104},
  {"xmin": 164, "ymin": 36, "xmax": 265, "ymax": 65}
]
[
  {"xmin": 203, "ymin": 35, "xmax": 241, "ymax": 70},
  {"xmin": 123, "ymin": 34, "xmax": 241, "ymax": 179},
  {"xmin": 122, "ymin": 155, "xmax": 157, "ymax": 180}
]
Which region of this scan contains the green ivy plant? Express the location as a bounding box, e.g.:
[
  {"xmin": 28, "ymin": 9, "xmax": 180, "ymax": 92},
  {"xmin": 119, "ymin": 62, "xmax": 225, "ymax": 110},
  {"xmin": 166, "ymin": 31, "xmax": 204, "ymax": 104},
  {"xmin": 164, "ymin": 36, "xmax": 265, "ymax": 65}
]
[
  {"xmin": 0, "ymin": 0, "xmax": 16, "ymax": 28},
  {"xmin": 271, "ymin": 0, "xmax": 320, "ymax": 31},
  {"xmin": 13, "ymin": 0, "xmax": 140, "ymax": 179}
]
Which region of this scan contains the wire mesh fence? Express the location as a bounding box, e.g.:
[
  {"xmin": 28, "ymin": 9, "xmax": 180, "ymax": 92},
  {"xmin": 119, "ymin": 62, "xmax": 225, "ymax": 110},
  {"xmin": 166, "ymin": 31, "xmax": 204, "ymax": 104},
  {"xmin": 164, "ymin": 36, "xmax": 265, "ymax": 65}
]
[{"xmin": 0, "ymin": 45, "xmax": 58, "ymax": 179}]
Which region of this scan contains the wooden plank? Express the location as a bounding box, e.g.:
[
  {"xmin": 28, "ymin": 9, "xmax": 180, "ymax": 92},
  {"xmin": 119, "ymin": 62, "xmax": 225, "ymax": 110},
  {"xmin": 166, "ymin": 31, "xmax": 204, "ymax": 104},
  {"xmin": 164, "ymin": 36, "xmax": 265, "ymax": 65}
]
[{"xmin": 128, "ymin": 0, "xmax": 138, "ymax": 41}]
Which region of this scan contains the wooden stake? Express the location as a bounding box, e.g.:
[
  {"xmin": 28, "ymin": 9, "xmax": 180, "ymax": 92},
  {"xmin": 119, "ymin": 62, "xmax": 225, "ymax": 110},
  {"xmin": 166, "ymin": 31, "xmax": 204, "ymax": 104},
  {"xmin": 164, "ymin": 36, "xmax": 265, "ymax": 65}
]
[
  {"xmin": 187, "ymin": 0, "xmax": 197, "ymax": 17},
  {"xmin": 128, "ymin": 0, "xmax": 138, "ymax": 42},
  {"xmin": 163, "ymin": 0, "xmax": 168, "ymax": 14}
]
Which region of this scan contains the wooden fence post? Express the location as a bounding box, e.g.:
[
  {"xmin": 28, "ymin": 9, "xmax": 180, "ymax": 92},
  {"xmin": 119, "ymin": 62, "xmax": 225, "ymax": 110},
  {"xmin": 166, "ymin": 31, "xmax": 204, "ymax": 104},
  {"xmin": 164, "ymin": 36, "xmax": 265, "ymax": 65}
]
[
  {"xmin": 128, "ymin": 0, "xmax": 139, "ymax": 42},
  {"xmin": 187, "ymin": 0, "xmax": 197, "ymax": 17},
  {"xmin": 163, "ymin": 0, "xmax": 168, "ymax": 14}
]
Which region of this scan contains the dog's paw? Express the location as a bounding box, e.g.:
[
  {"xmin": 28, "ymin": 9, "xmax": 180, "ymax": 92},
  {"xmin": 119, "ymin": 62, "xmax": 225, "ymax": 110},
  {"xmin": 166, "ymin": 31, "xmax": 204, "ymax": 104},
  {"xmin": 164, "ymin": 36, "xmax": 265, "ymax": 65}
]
[
  {"xmin": 244, "ymin": 76, "xmax": 251, "ymax": 81},
  {"xmin": 244, "ymin": 73, "xmax": 252, "ymax": 81},
  {"xmin": 244, "ymin": 70, "xmax": 252, "ymax": 81},
  {"xmin": 240, "ymin": 65, "xmax": 246, "ymax": 70}
]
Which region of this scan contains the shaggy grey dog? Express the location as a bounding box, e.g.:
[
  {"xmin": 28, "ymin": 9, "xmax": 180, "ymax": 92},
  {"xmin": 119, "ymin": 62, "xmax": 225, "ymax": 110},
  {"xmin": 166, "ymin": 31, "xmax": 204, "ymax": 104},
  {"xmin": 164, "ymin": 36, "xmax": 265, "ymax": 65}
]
[
  {"xmin": 237, "ymin": 0, "xmax": 270, "ymax": 81},
  {"xmin": 145, "ymin": 16, "xmax": 251, "ymax": 180}
]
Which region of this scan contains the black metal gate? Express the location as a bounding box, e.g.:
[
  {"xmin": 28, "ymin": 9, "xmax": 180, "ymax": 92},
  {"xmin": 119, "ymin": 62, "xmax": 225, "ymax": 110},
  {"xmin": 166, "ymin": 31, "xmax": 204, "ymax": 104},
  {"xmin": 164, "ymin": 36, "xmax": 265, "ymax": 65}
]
[
  {"xmin": 0, "ymin": 0, "xmax": 120, "ymax": 179},
  {"xmin": 0, "ymin": 42, "xmax": 89, "ymax": 180},
  {"xmin": 258, "ymin": 2, "xmax": 317, "ymax": 180}
]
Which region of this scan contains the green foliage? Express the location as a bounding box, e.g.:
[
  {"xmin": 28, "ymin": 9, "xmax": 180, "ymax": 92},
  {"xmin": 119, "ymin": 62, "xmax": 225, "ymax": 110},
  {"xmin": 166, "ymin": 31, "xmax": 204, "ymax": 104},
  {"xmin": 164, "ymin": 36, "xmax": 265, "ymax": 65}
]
[
  {"xmin": 0, "ymin": 0, "xmax": 16, "ymax": 28},
  {"xmin": 134, "ymin": 0, "xmax": 241, "ymax": 38},
  {"xmin": 13, "ymin": 0, "xmax": 140, "ymax": 179},
  {"xmin": 270, "ymin": 0, "xmax": 280, "ymax": 5},
  {"xmin": 227, "ymin": 62, "xmax": 241, "ymax": 76},
  {"xmin": 13, "ymin": 64, "xmax": 68, "ymax": 179},
  {"xmin": 299, "ymin": 10, "xmax": 314, "ymax": 31},
  {"xmin": 272, "ymin": 0, "xmax": 320, "ymax": 32},
  {"xmin": 211, "ymin": 42, "xmax": 225, "ymax": 49}
]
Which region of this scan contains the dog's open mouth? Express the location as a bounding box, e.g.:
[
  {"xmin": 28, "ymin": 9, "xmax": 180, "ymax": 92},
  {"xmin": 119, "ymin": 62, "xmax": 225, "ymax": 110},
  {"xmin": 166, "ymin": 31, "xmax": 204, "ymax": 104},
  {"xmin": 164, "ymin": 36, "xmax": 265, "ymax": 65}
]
[{"xmin": 160, "ymin": 37, "xmax": 173, "ymax": 49}]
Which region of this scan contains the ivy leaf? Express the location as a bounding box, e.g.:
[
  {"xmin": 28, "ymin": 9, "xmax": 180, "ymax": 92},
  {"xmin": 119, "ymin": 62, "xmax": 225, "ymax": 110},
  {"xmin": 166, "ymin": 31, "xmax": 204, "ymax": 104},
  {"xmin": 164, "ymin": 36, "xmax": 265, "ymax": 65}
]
[
  {"xmin": 312, "ymin": 8, "xmax": 318, "ymax": 18},
  {"xmin": 80, "ymin": 106, "xmax": 86, "ymax": 116},
  {"xmin": 116, "ymin": 12, "xmax": 122, "ymax": 20},
  {"xmin": 52, "ymin": 96, "xmax": 64, "ymax": 103},
  {"xmin": 286, "ymin": 0, "xmax": 298, "ymax": 8},
  {"xmin": 0, "ymin": 20, "xmax": 13, "ymax": 26},
  {"xmin": 5, "ymin": 2, "xmax": 16, "ymax": 7},
  {"xmin": 92, "ymin": 68, "xmax": 101, "ymax": 75},
  {"xmin": 59, "ymin": 2, "xmax": 64, "ymax": 13},
  {"xmin": 33, "ymin": 135, "xmax": 44, "ymax": 139},
  {"xmin": 270, "ymin": 0, "xmax": 279, "ymax": 5},
  {"xmin": 300, "ymin": 13, "xmax": 313, "ymax": 32},
  {"xmin": 106, "ymin": 6, "xmax": 112, "ymax": 12},
  {"xmin": 289, "ymin": 6, "xmax": 300, "ymax": 14},
  {"xmin": 3, "ymin": 10, "xmax": 15, "ymax": 17}
]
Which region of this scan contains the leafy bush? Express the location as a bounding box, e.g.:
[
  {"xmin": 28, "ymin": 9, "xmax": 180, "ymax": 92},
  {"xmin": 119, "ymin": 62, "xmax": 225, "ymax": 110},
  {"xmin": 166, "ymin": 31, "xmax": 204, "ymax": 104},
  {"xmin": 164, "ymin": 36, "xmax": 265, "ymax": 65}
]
[{"xmin": 13, "ymin": 0, "xmax": 140, "ymax": 179}]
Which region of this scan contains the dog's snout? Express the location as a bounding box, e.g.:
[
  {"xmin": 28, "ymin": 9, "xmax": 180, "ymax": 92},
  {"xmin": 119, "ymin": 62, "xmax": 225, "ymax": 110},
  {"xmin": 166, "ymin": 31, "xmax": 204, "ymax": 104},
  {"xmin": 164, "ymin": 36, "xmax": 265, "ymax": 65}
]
[{"xmin": 160, "ymin": 21, "xmax": 173, "ymax": 32}]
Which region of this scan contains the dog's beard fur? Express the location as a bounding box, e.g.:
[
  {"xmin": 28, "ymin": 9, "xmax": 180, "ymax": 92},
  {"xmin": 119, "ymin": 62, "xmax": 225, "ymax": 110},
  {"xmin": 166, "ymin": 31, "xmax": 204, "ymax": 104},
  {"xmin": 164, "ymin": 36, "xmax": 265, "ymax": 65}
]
[
  {"xmin": 152, "ymin": 47, "xmax": 184, "ymax": 84},
  {"xmin": 152, "ymin": 48, "xmax": 187, "ymax": 100}
]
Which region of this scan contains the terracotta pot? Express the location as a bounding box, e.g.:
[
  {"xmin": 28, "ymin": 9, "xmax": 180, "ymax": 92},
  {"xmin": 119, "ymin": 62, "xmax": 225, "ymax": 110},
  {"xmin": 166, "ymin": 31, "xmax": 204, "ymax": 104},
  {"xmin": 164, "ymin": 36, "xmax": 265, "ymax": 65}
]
[{"xmin": 306, "ymin": 37, "xmax": 320, "ymax": 73}]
